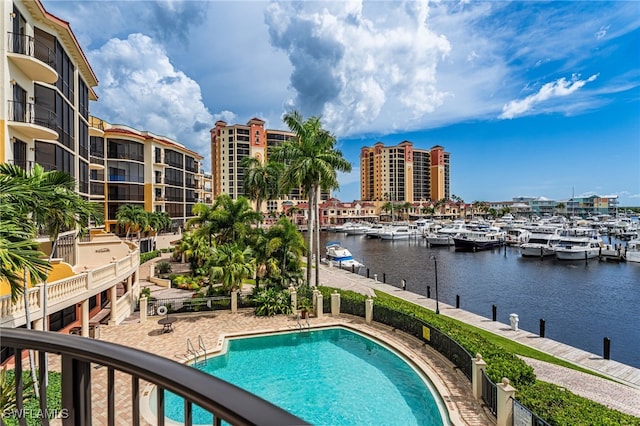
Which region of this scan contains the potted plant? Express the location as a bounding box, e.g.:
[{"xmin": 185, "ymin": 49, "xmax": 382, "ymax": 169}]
[{"xmin": 298, "ymin": 296, "xmax": 312, "ymax": 319}]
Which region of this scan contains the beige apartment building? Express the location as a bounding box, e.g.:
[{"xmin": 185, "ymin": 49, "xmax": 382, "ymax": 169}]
[
  {"xmin": 360, "ymin": 141, "xmax": 450, "ymax": 203},
  {"xmin": 211, "ymin": 118, "xmax": 329, "ymax": 215},
  {"xmin": 90, "ymin": 119, "xmax": 212, "ymax": 233}
]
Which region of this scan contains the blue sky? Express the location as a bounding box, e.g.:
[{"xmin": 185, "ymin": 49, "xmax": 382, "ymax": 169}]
[{"xmin": 42, "ymin": 0, "xmax": 640, "ymax": 206}]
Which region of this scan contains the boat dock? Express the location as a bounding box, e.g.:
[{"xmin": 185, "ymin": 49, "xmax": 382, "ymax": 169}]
[
  {"xmin": 315, "ymin": 262, "xmax": 640, "ymax": 417},
  {"xmin": 599, "ymin": 245, "xmax": 627, "ymax": 262}
]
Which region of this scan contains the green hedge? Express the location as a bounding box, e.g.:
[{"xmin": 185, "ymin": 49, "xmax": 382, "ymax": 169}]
[
  {"xmin": 140, "ymin": 250, "xmax": 160, "ymax": 264},
  {"xmin": 318, "ymin": 286, "xmax": 640, "ymax": 425},
  {"xmin": 3, "ymin": 371, "xmax": 62, "ymax": 426}
]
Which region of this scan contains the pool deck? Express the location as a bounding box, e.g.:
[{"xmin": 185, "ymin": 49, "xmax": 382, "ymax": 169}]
[{"xmin": 315, "ymin": 264, "xmax": 640, "ymax": 418}]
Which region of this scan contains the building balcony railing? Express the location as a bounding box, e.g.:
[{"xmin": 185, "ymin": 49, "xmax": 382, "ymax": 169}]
[
  {"xmin": 0, "ymin": 249, "xmax": 140, "ymax": 328},
  {"xmin": 88, "ymin": 116, "xmax": 105, "ymax": 136},
  {"xmin": 1, "ymin": 328, "xmax": 307, "ymax": 426},
  {"xmin": 6, "ymin": 32, "xmax": 57, "ymax": 84},
  {"xmin": 7, "ymin": 100, "xmax": 59, "ymax": 140}
]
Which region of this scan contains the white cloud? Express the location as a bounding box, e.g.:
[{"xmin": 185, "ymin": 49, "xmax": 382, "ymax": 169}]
[
  {"xmin": 88, "ymin": 34, "xmax": 226, "ymax": 172},
  {"xmin": 595, "ymin": 25, "xmax": 609, "ymax": 40},
  {"xmin": 499, "ymin": 74, "xmax": 599, "ymax": 119},
  {"xmin": 265, "ymin": 1, "xmax": 452, "ymax": 137}
]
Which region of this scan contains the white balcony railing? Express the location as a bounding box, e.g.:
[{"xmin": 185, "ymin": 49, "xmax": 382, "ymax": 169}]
[{"xmin": 0, "ymin": 249, "xmax": 139, "ymax": 327}]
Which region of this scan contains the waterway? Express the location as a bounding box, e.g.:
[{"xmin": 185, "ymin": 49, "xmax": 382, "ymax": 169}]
[{"xmin": 319, "ymin": 232, "xmax": 640, "ymax": 369}]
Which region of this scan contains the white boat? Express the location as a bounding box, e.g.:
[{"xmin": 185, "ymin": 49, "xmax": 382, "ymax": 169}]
[
  {"xmin": 365, "ymin": 223, "xmax": 386, "ymax": 239},
  {"xmin": 505, "ymin": 228, "xmax": 531, "ymax": 246},
  {"xmin": 520, "ymin": 232, "xmax": 561, "ymax": 257},
  {"xmin": 624, "ymin": 239, "xmax": 640, "ymax": 263},
  {"xmin": 554, "ymin": 228, "xmax": 604, "ymax": 260},
  {"xmin": 425, "ymin": 221, "xmax": 470, "ymax": 246},
  {"xmin": 343, "ymin": 223, "xmax": 370, "ymax": 236},
  {"xmin": 379, "ymin": 225, "xmax": 412, "ymax": 240},
  {"xmin": 324, "ymin": 242, "xmax": 364, "ymax": 271}
]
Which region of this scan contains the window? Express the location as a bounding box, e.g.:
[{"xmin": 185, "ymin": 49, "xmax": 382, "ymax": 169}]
[
  {"xmin": 108, "ymin": 139, "xmax": 144, "ymax": 162},
  {"xmin": 165, "ymin": 149, "xmax": 183, "ymax": 168}
]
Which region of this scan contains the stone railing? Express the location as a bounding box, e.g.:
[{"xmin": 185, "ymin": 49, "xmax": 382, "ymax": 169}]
[{"xmin": 0, "ymin": 249, "xmax": 139, "ymax": 328}]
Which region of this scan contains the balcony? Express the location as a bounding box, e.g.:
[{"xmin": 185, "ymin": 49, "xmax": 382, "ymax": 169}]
[
  {"xmin": 1, "ymin": 328, "xmax": 306, "ymax": 426},
  {"xmin": 89, "ymin": 116, "xmax": 105, "ymax": 137},
  {"xmin": 6, "ymin": 32, "xmax": 57, "ymax": 84},
  {"xmin": 155, "ymin": 196, "xmax": 165, "ymax": 202},
  {"xmin": 89, "ymin": 155, "xmax": 106, "ymax": 170},
  {"xmin": 7, "ymin": 100, "xmax": 58, "ymax": 140}
]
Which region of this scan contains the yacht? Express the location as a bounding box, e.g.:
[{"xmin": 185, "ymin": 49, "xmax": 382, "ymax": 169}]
[
  {"xmin": 624, "ymin": 239, "xmax": 640, "ymax": 263},
  {"xmin": 520, "ymin": 231, "xmax": 561, "ymax": 257},
  {"xmin": 554, "ymin": 228, "xmax": 604, "ymax": 260},
  {"xmin": 379, "ymin": 225, "xmax": 412, "ymax": 240},
  {"xmin": 364, "ymin": 223, "xmax": 386, "ymax": 239},
  {"xmin": 425, "ymin": 221, "xmax": 470, "ymax": 246},
  {"xmin": 453, "ymin": 227, "xmax": 505, "ymax": 251},
  {"xmin": 505, "ymin": 228, "xmax": 531, "ymax": 246},
  {"xmin": 324, "ymin": 242, "xmax": 364, "ymax": 271},
  {"xmin": 343, "ymin": 223, "xmax": 370, "ymax": 236}
]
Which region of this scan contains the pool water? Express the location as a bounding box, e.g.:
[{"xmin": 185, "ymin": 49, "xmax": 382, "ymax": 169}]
[{"xmin": 163, "ymin": 327, "xmax": 448, "ymax": 425}]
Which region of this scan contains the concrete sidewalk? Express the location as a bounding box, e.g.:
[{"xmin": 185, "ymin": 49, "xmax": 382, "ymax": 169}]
[{"xmin": 315, "ymin": 263, "xmax": 640, "ymax": 417}]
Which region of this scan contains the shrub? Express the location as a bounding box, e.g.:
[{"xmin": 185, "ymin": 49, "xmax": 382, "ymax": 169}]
[
  {"xmin": 140, "ymin": 250, "xmax": 160, "ymax": 264},
  {"xmin": 156, "ymin": 261, "xmax": 172, "ymax": 274},
  {"xmin": 253, "ymin": 287, "xmax": 292, "ymax": 316},
  {"xmin": 3, "ymin": 370, "xmax": 61, "ymax": 426}
]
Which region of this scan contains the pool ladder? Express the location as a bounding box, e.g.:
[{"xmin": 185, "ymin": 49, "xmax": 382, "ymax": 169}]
[
  {"xmin": 296, "ymin": 313, "xmax": 310, "ymax": 332},
  {"xmin": 186, "ymin": 335, "xmax": 208, "ymax": 364}
]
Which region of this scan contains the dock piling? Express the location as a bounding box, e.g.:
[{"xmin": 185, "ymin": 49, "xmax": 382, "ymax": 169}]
[
  {"xmin": 539, "ymin": 319, "xmax": 546, "ymax": 338},
  {"xmin": 604, "ymin": 337, "xmax": 611, "ymax": 360},
  {"xmin": 492, "ymin": 304, "xmax": 497, "ymax": 321}
]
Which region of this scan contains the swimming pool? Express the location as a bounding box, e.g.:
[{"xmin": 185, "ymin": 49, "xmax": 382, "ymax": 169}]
[{"xmin": 157, "ymin": 327, "xmax": 449, "ymax": 425}]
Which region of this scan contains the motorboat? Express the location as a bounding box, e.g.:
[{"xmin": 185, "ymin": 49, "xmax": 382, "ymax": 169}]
[
  {"xmin": 554, "ymin": 228, "xmax": 604, "ymax": 260},
  {"xmin": 505, "ymin": 228, "xmax": 531, "ymax": 246},
  {"xmin": 379, "ymin": 225, "xmax": 412, "ymax": 240},
  {"xmin": 365, "ymin": 223, "xmax": 386, "ymax": 239},
  {"xmin": 343, "ymin": 223, "xmax": 370, "ymax": 236},
  {"xmin": 520, "ymin": 232, "xmax": 561, "ymax": 257},
  {"xmin": 425, "ymin": 221, "xmax": 470, "ymax": 246},
  {"xmin": 453, "ymin": 227, "xmax": 505, "ymax": 252},
  {"xmin": 324, "ymin": 242, "xmax": 364, "ymax": 271},
  {"xmin": 623, "ymin": 239, "xmax": 640, "ymax": 263}
]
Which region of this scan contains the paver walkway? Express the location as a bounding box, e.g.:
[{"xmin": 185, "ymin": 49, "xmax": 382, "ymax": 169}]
[{"xmin": 315, "ymin": 263, "xmax": 640, "ymax": 417}]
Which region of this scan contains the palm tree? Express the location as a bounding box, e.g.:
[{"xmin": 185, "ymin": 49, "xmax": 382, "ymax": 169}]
[
  {"xmin": 188, "ymin": 203, "xmax": 218, "ymax": 247},
  {"xmin": 147, "ymin": 211, "xmax": 171, "ymax": 249},
  {"xmin": 240, "ymin": 156, "xmax": 284, "ymax": 225},
  {"xmin": 116, "ymin": 204, "xmax": 146, "ymax": 239},
  {"xmin": 263, "ymin": 217, "xmax": 306, "ymax": 287},
  {"xmin": 210, "ymin": 194, "xmax": 261, "ymax": 245},
  {"xmin": 0, "ymin": 163, "xmax": 100, "ymax": 398},
  {"xmin": 175, "ymin": 231, "xmax": 212, "ymax": 273},
  {"xmin": 271, "ymin": 111, "xmax": 351, "ymax": 287},
  {"xmin": 0, "ymin": 165, "xmax": 51, "ymax": 301},
  {"xmin": 207, "ymin": 243, "xmax": 255, "ymax": 293}
]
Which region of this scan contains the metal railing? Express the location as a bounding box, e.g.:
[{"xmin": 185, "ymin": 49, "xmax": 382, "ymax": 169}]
[
  {"xmin": 7, "ymin": 100, "xmax": 56, "ymax": 130},
  {"xmin": 7, "ymin": 32, "xmax": 56, "ymax": 66},
  {"xmin": 512, "ymin": 399, "xmax": 551, "ymax": 426},
  {"xmin": 146, "ymin": 296, "xmax": 232, "ymax": 315},
  {"xmin": 1, "ymin": 328, "xmax": 307, "ymax": 426},
  {"xmin": 481, "ymin": 369, "xmax": 497, "ymax": 416},
  {"xmin": 342, "ymin": 301, "xmax": 473, "ymax": 380}
]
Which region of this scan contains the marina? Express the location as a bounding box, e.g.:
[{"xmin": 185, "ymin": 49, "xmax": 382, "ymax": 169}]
[{"xmin": 319, "ymin": 226, "xmax": 640, "ymax": 369}]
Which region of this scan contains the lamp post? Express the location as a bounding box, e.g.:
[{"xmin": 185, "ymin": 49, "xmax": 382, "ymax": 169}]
[{"xmin": 430, "ymin": 255, "xmax": 439, "ymax": 314}]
